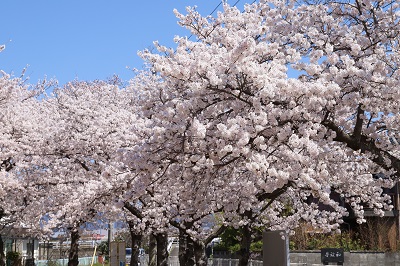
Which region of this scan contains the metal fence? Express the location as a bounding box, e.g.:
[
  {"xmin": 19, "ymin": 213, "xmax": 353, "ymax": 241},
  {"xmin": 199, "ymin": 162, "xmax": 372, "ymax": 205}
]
[
  {"xmin": 207, "ymin": 258, "xmax": 263, "ymax": 266},
  {"xmin": 36, "ymin": 256, "xmax": 98, "ymax": 266},
  {"xmin": 166, "ymin": 257, "xmax": 263, "ymax": 266}
]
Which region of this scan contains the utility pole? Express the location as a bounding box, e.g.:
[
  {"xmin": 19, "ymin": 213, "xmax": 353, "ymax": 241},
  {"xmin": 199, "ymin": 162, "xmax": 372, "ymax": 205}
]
[
  {"xmin": 108, "ymin": 223, "xmax": 112, "ymax": 260},
  {"xmin": 396, "ymin": 181, "xmax": 400, "ymax": 241}
]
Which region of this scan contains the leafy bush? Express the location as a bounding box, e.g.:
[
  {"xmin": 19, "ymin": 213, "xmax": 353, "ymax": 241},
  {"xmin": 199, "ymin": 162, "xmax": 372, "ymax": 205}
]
[
  {"xmin": 47, "ymin": 260, "xmax": 60, "ymax": 266},
  {"xmin": 250, "ymin": 241, "xmax": 263, "ymax": 253},
  {"xmin": 290, "ymin": 230, "xmax": 364, "ymax": 251},
  {"xmin": 216, "ymin": 227, "xmax": 264, "ymax": 253},
  {"xmin": 6, "ymin": 251, "xmax": 20, "ymax": 261},
  {"xmin": 97, "ymin": 241, "xmax": 109, "ymax": 255}
]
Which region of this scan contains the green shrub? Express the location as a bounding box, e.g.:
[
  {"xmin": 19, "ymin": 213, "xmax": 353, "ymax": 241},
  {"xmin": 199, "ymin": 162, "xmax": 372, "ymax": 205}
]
[
  {"xmin": 46, "ymin": 260, "xmax": 60, "ymax": 266},
  {"xmin": 6, "ymin": 251, "xmax": 20, "ymax": 261},
  {"xmin": 291, "ymin": 231, "xmax": 364, "ymax": 251},
  {"xmin": 250, "ymin": 241, "xmax": 263, "ymax": 252}
]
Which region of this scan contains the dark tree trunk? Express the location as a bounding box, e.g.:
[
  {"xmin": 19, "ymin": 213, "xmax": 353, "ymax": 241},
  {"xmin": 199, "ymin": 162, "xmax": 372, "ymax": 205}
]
[
  {"xmin": 0, "ymin": 235, "xmax": 5, "ymax": 266},
  {"xmin": 193, "ymin": 240, "xmax": 207, "ymax": 266},
  {"xmin": 128, "ymin": 221, "xmax": 142, "ymax": 266},
  {"xmin": 148, "ymin": 234, "xmax": 157, "ymax": 266},
  {"xmin": 238, "ymin": 225, "xmax": 252, "ymax": 266},
  {"xmin": 178, "ymin": 230, "xmax": 186, "ymax": 266},
  {"xmin": 155, "ymin": 233, "xmax": 168, "ymax": 266},
  {"xmin": 178, "ymin": 229, "xmax": 195, "ymax": 266},
  {"xmin": 68, "ymin": 228, "xmax": 80, "ymax": 266}
]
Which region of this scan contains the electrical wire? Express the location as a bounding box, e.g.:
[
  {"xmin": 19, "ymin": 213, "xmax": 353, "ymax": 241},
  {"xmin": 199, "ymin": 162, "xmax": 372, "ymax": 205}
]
[
  {"xmin": 209, "ymin": 2, "xmax": 224, "ymax": 16},
  {"xmin": 183, "ymin": 0, "xmax": 258, "ymax": 43},
  {"xmin": 187, "ymin": 1, "xmax": 223, "ymax": 40},
  {"xmin": 233, "ymin": 0, "xmax": 241, "ymax": 7}
]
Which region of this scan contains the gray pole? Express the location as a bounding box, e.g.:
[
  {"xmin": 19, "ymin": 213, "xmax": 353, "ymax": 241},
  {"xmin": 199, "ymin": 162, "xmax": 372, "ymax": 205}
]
[{"xmin": 108, "ymin": 223, "xmax": 112, "ymax": 261}]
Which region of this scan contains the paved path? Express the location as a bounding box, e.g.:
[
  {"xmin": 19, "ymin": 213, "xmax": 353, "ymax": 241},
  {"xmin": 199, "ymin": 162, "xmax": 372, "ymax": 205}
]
[{"xmin": 169, "ymin": 243, "xmax": 179, "ymax": 257}]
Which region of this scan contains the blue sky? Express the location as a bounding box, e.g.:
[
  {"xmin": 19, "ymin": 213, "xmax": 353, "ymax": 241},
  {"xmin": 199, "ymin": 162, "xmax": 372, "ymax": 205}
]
[{"xmin": 0, "ymin": 1, "xmax": 245, "ymax": 86}]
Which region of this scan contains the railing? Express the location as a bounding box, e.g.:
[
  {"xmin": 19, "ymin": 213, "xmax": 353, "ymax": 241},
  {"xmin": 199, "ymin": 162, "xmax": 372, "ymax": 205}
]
[
  {"xmin": 207, "ymin": 258, "xmax": 263, "ymax": 266},
  {"xmin": 166, "ymin": 257, "xmax": 263, "ymax": 266},
  {"xmin": 48, "ymin": 241, "xmax": 97, "ymax": 249},
  {"xmin": 36, "ymin": 256, "xmax": 98, "ymax": 266},
  {"xmin": 35, "ymin": 256, "xmax": 264, "ymax": 266}
]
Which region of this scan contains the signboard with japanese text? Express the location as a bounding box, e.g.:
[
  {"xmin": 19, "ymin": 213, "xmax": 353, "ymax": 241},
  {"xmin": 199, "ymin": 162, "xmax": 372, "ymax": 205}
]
[{"xmin": 321, "ymin": 248, "xmax": 344, "ymax": 265}]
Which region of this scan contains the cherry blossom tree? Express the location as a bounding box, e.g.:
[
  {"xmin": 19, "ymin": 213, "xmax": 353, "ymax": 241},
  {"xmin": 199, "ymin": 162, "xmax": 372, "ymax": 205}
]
[
  {"xmin": 0, "ymin": 72, "xmax": 55, "ymax": 266},
  {"xmin": 0, "ymin": 74, "xmax": 149, "ymax": 266},
  {"xmin": 133, "ymin": 0, "xmax": 400, "ymax": 264},
  {"xmin": 18, "ymin": 79, "xmax": 145, "ymax": 266}
]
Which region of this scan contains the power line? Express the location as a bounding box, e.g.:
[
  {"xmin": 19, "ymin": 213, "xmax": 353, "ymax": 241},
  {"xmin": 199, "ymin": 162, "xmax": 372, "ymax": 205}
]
[
  {"xmin": 188, "ymin": 0, "xmax": 247, "ymax": 40},
  {"xmin": 187, "ymin": 1, "xmax": 223, "ymax": 40},
  {"xmin": 209, "ymin": 2, "xmax": 223, "ymax": 16},
  {"xmin": 182, "ymin": 0, "xmax": 258, "ymax": 43},
  {"xmin": 233, "ymin": 0, "xmax": 241, "ymax": 7}
]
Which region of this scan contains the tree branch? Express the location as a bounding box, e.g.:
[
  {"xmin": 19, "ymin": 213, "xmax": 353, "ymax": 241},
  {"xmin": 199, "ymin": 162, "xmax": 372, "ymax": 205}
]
[
  {"xmin": 256, "ymin": 181, "xmax": 293, "ymax": 202},
  {"xmin": 353, "ymin": 104, "xmax": 364, "ymax": 141},
  {"xmin": 124, "ymin": 202, "xmax": 143, "ymax": 220},
  {"xmin": 322, "ymin": 119, "xmax": 400, "ymax": 177}
]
